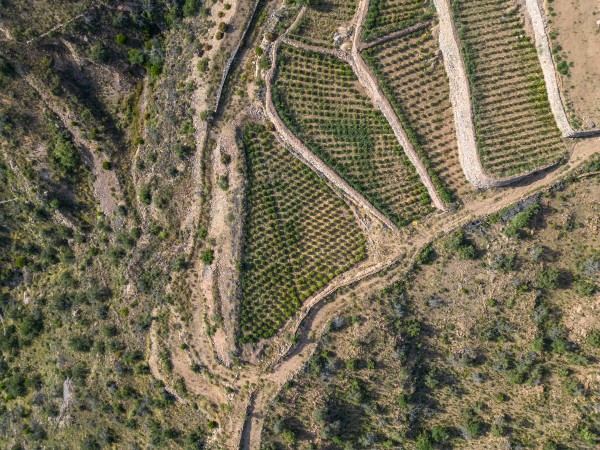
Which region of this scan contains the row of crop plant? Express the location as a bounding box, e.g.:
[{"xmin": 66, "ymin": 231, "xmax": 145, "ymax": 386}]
[
  {"xmin": 272, "ymin": 44, "xmax": 435, "ymax": 226},
  {"xmin": 238, "ymin": 123, "xmax": 366, "ymax": 343},
  {"xmin": 452, "ymin": 0, "xmax": 566, "ymax": 178}
]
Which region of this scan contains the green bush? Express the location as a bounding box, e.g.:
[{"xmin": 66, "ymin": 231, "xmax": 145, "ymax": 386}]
[
  {"xmin": 446, "ymin": 229, "xmax": 477, "ymax": 259},
  {"xmin": 183, "ymin": 0, "xmax": 201, "ymax": 17},
  {"xmin": 115, "ymin": 34, "xmax": 127, "ymax": 45},
  {"xmin": 197, "ymin": 58, "xmax": 209, "ymax": 73},
  {"xmin": 139, "ymin": 185, "xmax": 152, "ymax": 205},
  {"xmin": 200, "ymin": 249, "xmax": 214, "ymax": 265},
  {"xmin": 505, "ymin": 203, "xmax": 541, "ymax": 238},
  {"xmin": 586, "ymin": 330, "xmax": 600, "ymax": 348}
]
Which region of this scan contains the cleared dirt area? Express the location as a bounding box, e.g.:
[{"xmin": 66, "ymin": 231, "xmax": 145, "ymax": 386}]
[{"xmin": 547, "ymin": 0, "xmax": 600, "ymax": 128}]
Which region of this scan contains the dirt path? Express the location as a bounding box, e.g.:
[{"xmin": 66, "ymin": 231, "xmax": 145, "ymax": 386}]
[
  {"xmin": 351, "ymin": 0, "xmax": 446, "ymax": 210},
  {"xmin": 200, "ymin": 122, "xmax": 246, "ymax": 366},
  {"xmin": 524, "ymin": 0, "xmax": 600, "ymax": 137}
]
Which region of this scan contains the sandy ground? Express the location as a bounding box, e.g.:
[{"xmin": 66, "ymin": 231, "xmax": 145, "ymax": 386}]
[{"xmin": 548, "ymin": 0, "xmax": 600, "ymax": 128}]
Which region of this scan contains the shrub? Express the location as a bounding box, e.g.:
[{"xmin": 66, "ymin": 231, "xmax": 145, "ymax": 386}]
[
  {"xmin": 68, "ymin": 335, "xmax": 93, "ymax": 352},
  {"xmin": 505, "ymin": 203, "xmax": 541, "ymax": 238},
  {"xmin": 101, "ymin": 161, "xmax": 111, "ymax": 170},
  {"xmin": 115, "ymin": 34, "xmax": 127, "ymax": 45},
  {"xmin": 51, "ymin": 136, "xmax": 80, "ymax": 176},
  {"xmin": 183, "ymin": 0, "xmax": 201, "ymax": 17},
  {"xmin": 0, "ymin": 56, "xmax": 15, "ymax": 77},
  {"xmin": 89, "ymin": 44, "xmax": 109, "ymax": 63},
  {"xmin": 200, "ymin": 249, "xmax": 214, "ymax": 265},
  {"xmin": 128, "ymin": 49, "xmax": 145, "ymax": 66},
  {"xmin": 586, "ymin": 330, "xmax": 600, "ymax": 348},
  {"xmin": 446, "ymin": 229, "xmax": 477, "ymax": 259},
  {"xmin": 416, "ymin": 243, "xmax": 436, "ymax": 265},
  {"xmin": 139, "ymin": 185, "xmax": 152, "ymax": 205},
  {"xmin": 197, "ymin": 58, "xmax": 209, "ymax": 73},
  {"xmin": 535, "ymin": 268, "xmax": 560, "ymax": 291}
]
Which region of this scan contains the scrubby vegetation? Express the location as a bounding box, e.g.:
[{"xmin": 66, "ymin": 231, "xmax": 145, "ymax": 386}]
[
  {"xmin": 0, "ymin": 0, "xmax": 224, "ymax": 446},
  {"xmin": 363, "ymin": 0, "xmax": 433, "ymax": 41},
  {"xmin": 239, "ymin": 124, "xmax": 366, "ymax": 342},
  {"xmin": 452, "ymin": 0, "xmax": 566, "ymax": 177},
  {"xmin": 364, "ymin": 28, "xmax": 472, "ymax": 203},
  {"xmin": 263, "ymin": 178, "xmax": 600, "ymax": 448},
  {"xmin": 273, "ymin": 44, "xmax": 433, "ymax": 226}
]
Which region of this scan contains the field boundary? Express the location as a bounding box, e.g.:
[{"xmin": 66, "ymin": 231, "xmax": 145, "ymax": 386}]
[{"xmin": 358, "ymin": 20, "xmax": 431, "ymax": 51}]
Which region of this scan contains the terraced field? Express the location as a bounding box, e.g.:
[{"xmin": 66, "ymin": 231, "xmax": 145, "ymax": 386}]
[
  {"xmin": 364, "ymin": 28, "xmax": 472, "ymax": 202},
  {"xmin": 288, "ymin": 0, "xmax": 357, "ymax": 49},
  {"xmin": 239, "ymin": 124, "xmax": 366, "ymax": 343},
  {"xmin": 363, "ymin": 0, "xmax": 433, "ymax": 41},
  {"xmin": 452, "ymin": 0, "xmax": 566, "ymax": 178},
  {"xmin": 273, "ymin": 44, "xmax": 434, "ymax": 226}
]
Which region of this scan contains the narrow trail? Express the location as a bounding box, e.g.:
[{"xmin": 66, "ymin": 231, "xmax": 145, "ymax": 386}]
[{"xmin": 25, "ymin": 1, "xmax": 104, "ymax": 45}]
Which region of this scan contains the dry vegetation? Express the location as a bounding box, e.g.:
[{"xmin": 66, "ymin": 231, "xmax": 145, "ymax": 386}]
[
  {"xmin": 544, "ymin": 0, "xmax": 600, "ymax": 130},
  {"xmin": 288, "ymin": 0, "xmax": 358, "ymax": 49}
]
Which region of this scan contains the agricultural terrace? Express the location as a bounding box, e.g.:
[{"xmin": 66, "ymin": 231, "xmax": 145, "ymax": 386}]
[
  {"xmin": 363, "ymin": 0, "xmax": 433, "ymax": 41},
  {"xmin": 288, "ymin": 0, "xmax": 357, "ymax": 49},
  {"xmin": 239, "ymin": 124, "xmax": 366, "ymax": 343},
  {"xmin": 364, "ymin": 28, "xmax": 472, "ymax": 203},
  {"xmin": 452, "ymin": 0, "xmax": 566, "ymax": 178},
  {"xmin": 272, "ymin": 44, "xmax": 434, "ymax": 226}
]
